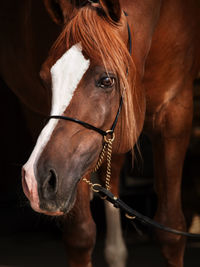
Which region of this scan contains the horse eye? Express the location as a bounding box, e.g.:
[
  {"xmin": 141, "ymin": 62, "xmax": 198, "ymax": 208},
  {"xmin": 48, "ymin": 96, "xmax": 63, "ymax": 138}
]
[{"xmin": 97, "ymin": 76, "xmax": 115, "ymax": 89}]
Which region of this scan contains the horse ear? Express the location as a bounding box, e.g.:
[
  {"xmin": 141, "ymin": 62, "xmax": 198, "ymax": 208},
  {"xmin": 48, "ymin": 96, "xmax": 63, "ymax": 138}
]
[
  {"xmin": 43, "ymin": 0, "xmax": 73, "ymax": 25},
  {"xmin": 99, "ymin": 0, "xmax": 121, "ymax": 22}
]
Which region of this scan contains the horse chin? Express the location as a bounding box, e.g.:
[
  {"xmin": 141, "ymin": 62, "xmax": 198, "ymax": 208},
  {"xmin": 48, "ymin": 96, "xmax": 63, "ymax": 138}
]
[
  {"xmin": 31, "ymin": 203, "xmax": 64, "ymax": 216},
  {"xmin": 30, "ymin": 190, "xmax": 77, "ymax": 216},
  {"xmin": 61, "ymin": 189, "xmax": 77, "ymax": 215},
  {"xmin": 38, "ymin": 178, "xmax": 79, "ymax": 216}
]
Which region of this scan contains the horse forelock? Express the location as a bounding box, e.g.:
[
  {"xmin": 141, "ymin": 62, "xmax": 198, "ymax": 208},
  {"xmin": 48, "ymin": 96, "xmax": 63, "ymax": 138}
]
[{"xmin": 50, "ymin": 6, "xmax": 138, "ymax": 151}]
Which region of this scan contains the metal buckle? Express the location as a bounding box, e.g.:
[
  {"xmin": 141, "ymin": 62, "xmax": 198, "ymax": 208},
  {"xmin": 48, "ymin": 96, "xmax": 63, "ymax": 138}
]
[{"xmin": 104, "ymin": 130, "xmax": 115, "ymax": 143}]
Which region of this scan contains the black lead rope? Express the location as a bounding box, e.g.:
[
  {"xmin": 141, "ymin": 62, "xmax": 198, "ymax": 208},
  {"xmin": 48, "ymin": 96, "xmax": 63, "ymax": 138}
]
[{"xmin": 92, "ymin": 184, "xmax": 200, "ymax": 238}]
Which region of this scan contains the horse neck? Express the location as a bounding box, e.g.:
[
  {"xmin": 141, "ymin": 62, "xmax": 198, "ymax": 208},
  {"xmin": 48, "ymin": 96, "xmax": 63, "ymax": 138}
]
[
  {"xmin": 121, "ymin": 0, "xmax": 163, "ymax": 76},
  {"xmin": 111, "ymin": 0, "xmax": 163, "ymax": 153}
]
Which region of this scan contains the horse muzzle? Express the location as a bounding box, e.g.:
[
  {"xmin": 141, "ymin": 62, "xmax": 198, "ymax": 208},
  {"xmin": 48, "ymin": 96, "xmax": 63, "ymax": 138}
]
[
  {"xmin": 22, "ymin": 137, "xmax": 100, "ymax": 215},
  {"xmin": 22, "ymin": 166, "xmax": 66, "ymax": 216}
]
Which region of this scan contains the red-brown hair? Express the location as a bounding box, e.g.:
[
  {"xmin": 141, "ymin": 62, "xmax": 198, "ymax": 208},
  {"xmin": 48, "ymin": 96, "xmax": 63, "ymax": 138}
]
[{"xmin": 51, "ymin": 5, "xmax": 138, "ymax": 151}]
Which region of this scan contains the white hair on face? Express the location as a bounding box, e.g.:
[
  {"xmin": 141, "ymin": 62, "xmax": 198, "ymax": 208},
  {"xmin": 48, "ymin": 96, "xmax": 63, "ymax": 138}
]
[
  {"xmin": 23, "ymin": 43, "xmax": 90, "ymax": 191},
  {"xmin": 50, "ymin": 43, "xmax": 90, "ymax": 115}
]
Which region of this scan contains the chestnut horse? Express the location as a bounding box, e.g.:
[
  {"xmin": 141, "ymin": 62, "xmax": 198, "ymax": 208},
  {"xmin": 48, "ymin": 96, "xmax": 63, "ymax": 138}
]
[{"xmin": 1, "ymin": 0, "xmax": 200, "ymax": 266}]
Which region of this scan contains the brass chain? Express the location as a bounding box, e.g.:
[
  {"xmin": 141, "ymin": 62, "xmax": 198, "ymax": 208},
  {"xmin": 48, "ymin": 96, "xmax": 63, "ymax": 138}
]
[
  {"xmin": 82, "ymin": 131, "xmax": 115, "ymax": 192},
  {"xmin": 93, "ymin": 142, "xmax": 108, "ymax": 172},
  {"xmin": 82, "ymin": 177, "xmax": 94, "ymax": 187},
  {"xmin": 104, "ymin": 138, "xmax": 113, "ymax": 190}
]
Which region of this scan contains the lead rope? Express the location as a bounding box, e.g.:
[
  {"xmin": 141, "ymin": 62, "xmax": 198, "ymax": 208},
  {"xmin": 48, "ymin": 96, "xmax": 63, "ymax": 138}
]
[
  {"xmin": 82, "ymin": 134, "xmax": 200, "ymax": 238},
  {"xmin": 83, "ymin": 130, "xmax": 115, "ymax": 191},
  {"xmin": 82, "ymin": 137, "xmax": 200, "ymax": 239}
]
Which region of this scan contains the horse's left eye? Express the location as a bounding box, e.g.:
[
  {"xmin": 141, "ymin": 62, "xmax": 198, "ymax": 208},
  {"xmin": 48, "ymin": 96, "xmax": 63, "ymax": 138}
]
[{"xmin": 97, "ymin": 76, "xmax": 115, "ymax": 89}]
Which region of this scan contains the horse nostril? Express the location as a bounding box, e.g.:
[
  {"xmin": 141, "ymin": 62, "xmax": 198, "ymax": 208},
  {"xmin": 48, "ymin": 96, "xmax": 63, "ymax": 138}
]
[
  {"xmin": 43, "ymin": 169, "xmax": 58, "ymax": 197},
  {"xmin": 48, "ymin": 169, "xmax": 57, "ymax": 190}
]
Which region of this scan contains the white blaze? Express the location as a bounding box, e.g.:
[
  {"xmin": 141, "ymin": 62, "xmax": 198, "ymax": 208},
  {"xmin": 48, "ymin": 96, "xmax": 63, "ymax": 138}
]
[
  {"xmin": 23, "ymin": 43, "xmax": 90, "ymax": 202},
  {"xmin": 50, "ymin": 43, "xmax": 90, "ymax": 115}
]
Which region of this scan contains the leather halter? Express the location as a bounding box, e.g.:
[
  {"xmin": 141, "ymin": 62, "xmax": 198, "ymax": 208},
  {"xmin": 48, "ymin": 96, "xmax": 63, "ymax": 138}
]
[{"xmin": 48, "ymin": 18, "xmax": 132, "ymax": 137}]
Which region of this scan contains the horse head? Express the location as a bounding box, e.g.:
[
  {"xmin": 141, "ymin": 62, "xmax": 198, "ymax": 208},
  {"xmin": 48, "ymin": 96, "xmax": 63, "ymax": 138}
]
[{"xmin": 22, "ymin": 0, "xmax": 145, "ymax": 215}]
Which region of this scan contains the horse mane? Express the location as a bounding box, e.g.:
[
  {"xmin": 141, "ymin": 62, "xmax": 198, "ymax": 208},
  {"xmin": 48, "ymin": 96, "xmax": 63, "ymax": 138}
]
[{"xmin": 50, "ymin": 6, "xmax": 138, "ymax": 151}]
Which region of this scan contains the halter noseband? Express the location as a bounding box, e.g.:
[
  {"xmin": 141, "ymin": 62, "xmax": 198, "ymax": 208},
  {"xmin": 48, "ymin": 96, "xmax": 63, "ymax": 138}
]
[
  {"xmin": 49, "ymin": 96, "xmax": 123, "ymax": 137},
  {"xmin": 48, "ymin": 18, "xmax": 132, "ymax": 138}
]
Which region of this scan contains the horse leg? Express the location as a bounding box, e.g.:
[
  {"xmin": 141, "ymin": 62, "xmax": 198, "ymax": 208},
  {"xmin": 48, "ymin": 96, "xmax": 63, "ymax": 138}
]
[
  {"xmin": 99, "ymin": 154, "xmax": 127, "ymax": 267},
  {"xmin": 149, "ymin": 86, "xmax": 193, "ymax": 267},
  {"xmin": 62, "ymin": 180, "xmax": 96, "ymax": 267}
]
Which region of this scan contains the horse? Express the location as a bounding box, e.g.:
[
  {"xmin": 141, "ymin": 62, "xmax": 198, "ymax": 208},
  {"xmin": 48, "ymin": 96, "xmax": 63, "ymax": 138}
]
[{"xmin": 1, "ymin": 0, "xmax": 200, "ymax": 266}]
